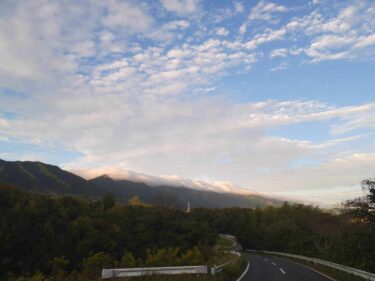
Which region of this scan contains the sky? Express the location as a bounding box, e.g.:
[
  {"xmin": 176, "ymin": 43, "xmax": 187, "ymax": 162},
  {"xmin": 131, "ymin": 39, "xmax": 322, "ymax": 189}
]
[{"xmin": 1, "ymin": 0, "xmax": 375, "ymax": 207}]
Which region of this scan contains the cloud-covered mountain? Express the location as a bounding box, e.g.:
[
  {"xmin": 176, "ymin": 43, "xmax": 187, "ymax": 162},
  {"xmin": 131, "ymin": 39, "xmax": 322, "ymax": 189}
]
[
  {"xmin": 0, "ymin": 159, "xmax": 283, "ymax": 208},
  {"xmin": 72, "ymin": 166, "xmax": 254, "ymax": 195}
]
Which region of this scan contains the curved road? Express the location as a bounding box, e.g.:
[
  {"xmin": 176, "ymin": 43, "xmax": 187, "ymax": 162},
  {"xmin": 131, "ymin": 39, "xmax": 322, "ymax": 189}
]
[{"xmin": 243, "ymin": 253, "xmax": 334, "ymax": 281}]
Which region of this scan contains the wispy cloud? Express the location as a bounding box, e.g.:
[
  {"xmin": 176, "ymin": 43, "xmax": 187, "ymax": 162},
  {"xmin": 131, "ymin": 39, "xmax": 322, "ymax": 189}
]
[
  {"xmin": 270, "ymin": 48, "xmax": 289, "ymax": 58},
  {"xmin": 160, "ymin": 0, "xmax": 199, "ymax": 15},
  {"xmin": 271, "ymin": 62, "xmax": 288, "ymax": 71},
  {"xmin": 239, "ymin": 0, "xmax": 288, "ymax": 36}
]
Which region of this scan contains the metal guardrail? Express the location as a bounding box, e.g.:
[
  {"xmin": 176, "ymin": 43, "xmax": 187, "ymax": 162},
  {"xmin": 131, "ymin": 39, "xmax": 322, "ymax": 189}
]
[
  {"xmin": 249, "ymin": 250, "xmax": 375, "ymax": 281},
  {"xmin": 102, "ymin": 265, "xmax": 208, "ymax": 279},
  {"xmin": 219, "ymin": 234, "xmax": 236, "ymax": 240},
  {"xmin": 211, "ymin": 234, "xmax": 243, "ymax": 275},
  {"xmin": 211, "ymin": 251, "xmax": 241, "ymax": 275},
  {"xmin": 103, "ymin": 234, "xmax": 244, "ymax": 279}
]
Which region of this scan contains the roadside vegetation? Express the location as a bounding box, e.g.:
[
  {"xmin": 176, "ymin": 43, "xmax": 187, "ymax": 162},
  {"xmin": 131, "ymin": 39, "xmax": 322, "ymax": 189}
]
[
  {"xmin": 214, "ymin": 237, "xmax": 234, "ymax": 251},
  {"xmin": 1, "ymin": 178, "xmax": 374, "ymax": 280},
  {"xmin": 0, "ymin": 184, "xmax": 215, "ymax": 281}
]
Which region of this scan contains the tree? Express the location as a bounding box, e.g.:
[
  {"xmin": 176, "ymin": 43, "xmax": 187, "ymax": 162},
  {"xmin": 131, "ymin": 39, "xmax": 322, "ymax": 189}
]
[
  {"xmin": 180, "ymin": 247, "xmax": 204, "ymax": 265},
  {"xmin": 342, "ymin": 178, "xmax": 375, "ymax": 224},
  {"xmin": 362, "ymin": 178, "xmax": 375, "ymax": 205},
  {"xmin": 120, "ymin": 251, "xmax": 138, "ymax": 268},
  {"xmin": 102, "ymin": 193, "xmax": 115, "ymax": 210},
  {"xmin": 361, "ymin": 178, "xmax": 375, "ymax": 224},
  {"xmin": 128, "ymin": 196, "xmax": 146, "ymax": 206},
  {"xmin": 82, "ymin": 252, "xmax": 113, "ymax": 279},
  {"xmin": 49, "ymin": 256, "xmax": 69, "ymax": 277}
]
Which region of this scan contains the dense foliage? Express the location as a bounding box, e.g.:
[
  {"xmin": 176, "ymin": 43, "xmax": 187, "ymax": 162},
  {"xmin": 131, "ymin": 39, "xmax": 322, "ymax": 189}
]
[
  {"xmin": 1, "ymin": 179, "xmax": 375, "ymax": 280},
  {"xmin": 0, "ymin": 184, "xmax": 215, "ymax": 280}
]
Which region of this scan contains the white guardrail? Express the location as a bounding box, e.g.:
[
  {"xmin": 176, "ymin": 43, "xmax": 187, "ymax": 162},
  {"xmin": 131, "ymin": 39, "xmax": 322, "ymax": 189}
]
[
  {"xmin": 211, "ymin": 234, "xmax": 242, "ymax": 275},
  {"xmin": 248, "ymin": 250, "xmax": 375, "ymax": 281},
  {"xmin": 211, "ymin": 251, "xmax": 241, "ymax": 275},
  {"xmin": 103, "ymin": 234, "xmax": 247, "ymax": 279},
  {"xmin": 102, "ymin": 265, "xmax": 208, "ymax": 279}
]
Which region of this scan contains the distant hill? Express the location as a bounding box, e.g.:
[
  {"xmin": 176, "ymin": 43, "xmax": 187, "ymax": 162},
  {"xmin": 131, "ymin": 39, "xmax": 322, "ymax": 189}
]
[
  {"xmin": 0, "ymin": 159, "xmax": 103, "ymax": 197},
  {"xmin": 0, "ymin": 159, "xmax": 283, "ymax": 208}
]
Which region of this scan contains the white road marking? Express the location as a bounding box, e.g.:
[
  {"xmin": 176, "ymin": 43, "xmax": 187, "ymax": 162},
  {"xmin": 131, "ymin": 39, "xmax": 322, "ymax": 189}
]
[
  {"xmin": 280, "ymin": 268, "xmax": 286, "ymax": 274},
  {"xmin": 271, "ymin": 262, "xmax": 277, "ymax": 266},
  {"xmin": 264, "ymin": 258, "xmax": 269, "ymax": 261}
]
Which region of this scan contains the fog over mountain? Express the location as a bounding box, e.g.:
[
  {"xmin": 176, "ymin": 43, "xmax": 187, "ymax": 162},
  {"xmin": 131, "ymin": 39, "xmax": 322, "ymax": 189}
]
[
  {"xmin": 0, "ymin": 159, "xmax": 283, "ymax": 209},
  {"xmin": 72, "ymin": 166, "xmax": 254, "ymax": 195}
]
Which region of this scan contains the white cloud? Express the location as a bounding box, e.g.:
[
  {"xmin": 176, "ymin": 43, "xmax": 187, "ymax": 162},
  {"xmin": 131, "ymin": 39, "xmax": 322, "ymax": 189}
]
[
  {"xmin": 238, "ymin": 0, "xmax": 287, "ymax": 37},
  {"xmin": 164, "ymin": 20, "xmax": 190, "ymax": 30},
  {"xmin": 252, "ymin": 152, "xmax": 375, "ymax": 194},
  {"xmin": 216, "ymin": 27, "xmax": 229, "ymax": 36},
  {"xmin": 234, "ymin": 2, "xmax": 244, "ymax": 13},
  {"xmin": 248, "ymin": 1, "xmax": 287, "ymax": 22},
  {"xmin": 71, "ymin": 166, "xmax": 253, "ymax": 194},
  {"xmin": 102, "ymin": 1, "xmax": 153, "ymax": 32},
  {"xmin": 270, "ymin": 62, "xmax": 288, "ymax": 71},
  {"xmin": 239, "ymin": 23, "xmax": 247, "ymax": 36},
  {"xmin": 287, "ymin": 2, "xmax": 375, "ymax": 62},
  {"xmin": 270, "ymin": 48, "xmax": 288, "ymax": 58},
  {"xmin": 160, "ymin": 0, "xmax": 198, "ymax": 15},
  {"xmin": 210, "ymin": 2, "xmax": 245, "ymax": 24},
  {"xmin": 245, "ymin": 27, "xmax": 287, "ymax": 49},
  {"xmin": 91, "ymin": 38, "xmax": 257, "ymax": 96}
]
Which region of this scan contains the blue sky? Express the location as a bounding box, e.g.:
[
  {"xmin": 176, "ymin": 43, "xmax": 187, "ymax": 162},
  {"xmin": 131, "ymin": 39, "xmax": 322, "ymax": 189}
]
[{"xmin": 1, "ymin": 0, "xmax": 375, "ymax": 206}]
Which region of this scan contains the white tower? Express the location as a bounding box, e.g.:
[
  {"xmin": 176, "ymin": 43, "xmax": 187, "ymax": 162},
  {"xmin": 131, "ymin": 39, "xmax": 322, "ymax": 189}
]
[{"xmin": 187, "ymin": 201, "xmax": 191, "ymax": 213}]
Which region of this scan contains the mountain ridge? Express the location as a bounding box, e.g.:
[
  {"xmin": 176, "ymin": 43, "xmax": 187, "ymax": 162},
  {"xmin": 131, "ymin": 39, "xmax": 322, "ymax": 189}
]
[
  {"xmin": 0, "ymin": 159, "xmax": 283, "ymax": 208},
  {"xmin": 71, "ymin": 166, "xmax": 255, "ymax": 195}
]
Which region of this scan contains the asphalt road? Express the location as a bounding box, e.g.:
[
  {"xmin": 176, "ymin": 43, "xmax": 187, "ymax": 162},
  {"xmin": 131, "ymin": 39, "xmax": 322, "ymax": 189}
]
[{"xmin": 243, "ymin": 253, "xmax": 334, "ymax": 281}]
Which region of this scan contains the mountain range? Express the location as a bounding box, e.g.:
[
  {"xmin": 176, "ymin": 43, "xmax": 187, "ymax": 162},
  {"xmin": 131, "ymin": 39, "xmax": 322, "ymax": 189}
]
[{"xmin": 0, "ymin": 159, "xmax": 283, "ymax": 208}]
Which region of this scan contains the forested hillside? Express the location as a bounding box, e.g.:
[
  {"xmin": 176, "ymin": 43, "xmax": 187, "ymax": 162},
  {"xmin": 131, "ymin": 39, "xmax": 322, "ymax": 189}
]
[
  {"xmin": 0, "ymin": 159, "xmax": 103, "ymax": 196},
  {"xmin": 1, "ymin": 180, "xmax": 374, "ymax": 280},
  {"xmin": 0, "ymin": 184, "xmax": 215, "ymax": 280}
]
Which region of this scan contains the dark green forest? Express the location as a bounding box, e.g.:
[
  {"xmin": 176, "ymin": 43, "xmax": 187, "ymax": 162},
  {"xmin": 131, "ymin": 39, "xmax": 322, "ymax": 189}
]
[
  {"xmin": 0, "ymin": 184, "xmax": 215, "ymax": 280},
  {"xmin": 1, "ymin": 179, "xmax": 374, "ymax": 280}
]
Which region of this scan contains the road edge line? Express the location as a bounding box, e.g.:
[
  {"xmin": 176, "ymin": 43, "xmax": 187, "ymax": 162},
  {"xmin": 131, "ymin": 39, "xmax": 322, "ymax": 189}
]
[{"xmin": 236, "ymin": 260, "xmax": 250, "ymax": 281}]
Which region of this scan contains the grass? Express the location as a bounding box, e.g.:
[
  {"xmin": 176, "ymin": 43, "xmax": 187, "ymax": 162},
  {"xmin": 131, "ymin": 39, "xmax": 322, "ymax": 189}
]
[
  {"xmin": 214, "ymin": 256, "xmax": 247, "ymax": 281},
  {"xmin": 215, "ymin": 237, "xmax": 235, "ymax": 251},
  {"xmin": 209, "ymin": 236, "xmax": 239, "ymax": 266},
  {"xmin": 208, "ymin": 252, "xmax": 238, "ymax": 267}
]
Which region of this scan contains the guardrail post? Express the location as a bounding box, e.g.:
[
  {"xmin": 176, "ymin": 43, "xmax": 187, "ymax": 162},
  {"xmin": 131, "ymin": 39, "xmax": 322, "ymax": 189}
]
[{"xmin": 211, "ymin": 265, "xmax": 216, "ymax": 275}]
